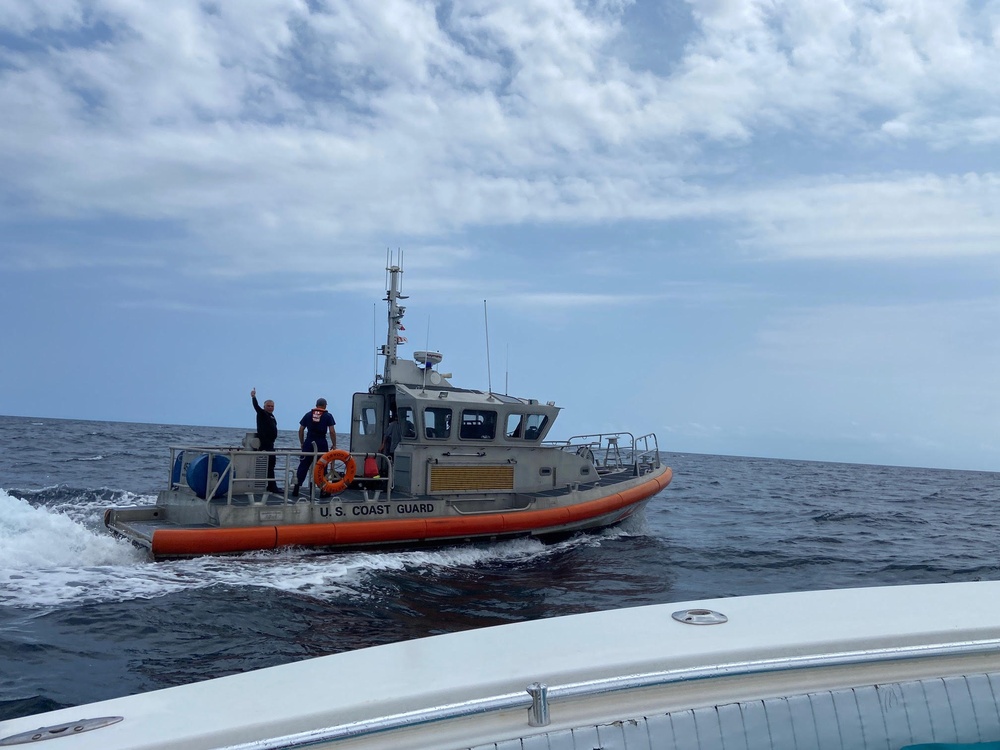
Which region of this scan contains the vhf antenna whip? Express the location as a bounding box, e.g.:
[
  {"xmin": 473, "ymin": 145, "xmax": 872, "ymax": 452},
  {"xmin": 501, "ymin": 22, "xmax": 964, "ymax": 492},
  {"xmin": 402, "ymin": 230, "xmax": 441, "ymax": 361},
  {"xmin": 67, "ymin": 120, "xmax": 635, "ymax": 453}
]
[
  {"xmin": 484, "ymin": 300, "xmax": 494, "ymax": 398},
  {"xmin": 421, "ymin": 316, "xmax": 431, "ymax": 393}
]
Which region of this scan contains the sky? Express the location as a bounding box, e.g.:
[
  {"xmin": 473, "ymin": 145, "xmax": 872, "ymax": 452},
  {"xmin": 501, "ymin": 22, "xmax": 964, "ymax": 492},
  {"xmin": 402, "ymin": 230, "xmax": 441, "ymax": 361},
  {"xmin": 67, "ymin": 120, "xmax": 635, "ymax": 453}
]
[{"xmin": 1, "ymin": 0, "xmax": 999, "ymax": 473}]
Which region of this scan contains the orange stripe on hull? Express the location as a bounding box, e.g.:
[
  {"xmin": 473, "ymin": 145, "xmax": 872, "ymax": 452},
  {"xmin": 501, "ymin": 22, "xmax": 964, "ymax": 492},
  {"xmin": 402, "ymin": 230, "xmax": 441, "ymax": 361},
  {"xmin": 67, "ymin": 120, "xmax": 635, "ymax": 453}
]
[
  {"xmin": 325, "ymin": 519, "xmax": 430, "ymax": 546},
  {"xmin": 500, "ymin": 505, "xmax": 572, "ymax": 533},
  {"xmin": 273, "ymin": 523, "xmax": 338, "ymax": 547},
  {"xmin": 424, "ymin": 515, "xmax": 505, "ymax": 537},
  {"xmin": 150, "ymin": 468, "xmax": 673, "ymax": 558},
  {"xmin": 152, "ymin": 526, "xmax": 278, "ymax": 556}
]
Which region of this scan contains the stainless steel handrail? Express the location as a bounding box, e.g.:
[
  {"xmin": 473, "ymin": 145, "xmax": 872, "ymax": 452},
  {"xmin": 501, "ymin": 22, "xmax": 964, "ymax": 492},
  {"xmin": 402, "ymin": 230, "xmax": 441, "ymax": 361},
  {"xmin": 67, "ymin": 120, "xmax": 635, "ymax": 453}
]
[
  {"xmin": 220, "ymin": 637, "xmax": 1000, "ymax": 750},
  {"xmin": 550, "ymin": 432, "xmax": 641, "ymax": 471},
  {"xmin": 166, "ymin": 446, "xmax": 393, "ymax": 502}
]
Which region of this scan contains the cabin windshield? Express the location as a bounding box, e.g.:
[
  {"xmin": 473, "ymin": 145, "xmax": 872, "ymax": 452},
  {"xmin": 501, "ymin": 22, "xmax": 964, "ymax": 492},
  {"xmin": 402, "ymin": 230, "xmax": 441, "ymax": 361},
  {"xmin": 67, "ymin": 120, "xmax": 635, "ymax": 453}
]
[{"xmin": 505, "ymin": 412, "xmax": 549, "ymax": 441}]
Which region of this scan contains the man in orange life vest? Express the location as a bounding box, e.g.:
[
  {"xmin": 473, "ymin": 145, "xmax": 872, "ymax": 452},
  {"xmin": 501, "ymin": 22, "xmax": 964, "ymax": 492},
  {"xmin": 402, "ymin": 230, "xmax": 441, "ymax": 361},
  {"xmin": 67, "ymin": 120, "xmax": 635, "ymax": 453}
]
[{"xmin": 291, "ymin": 397, "xmax": 336, "ymax": 496}]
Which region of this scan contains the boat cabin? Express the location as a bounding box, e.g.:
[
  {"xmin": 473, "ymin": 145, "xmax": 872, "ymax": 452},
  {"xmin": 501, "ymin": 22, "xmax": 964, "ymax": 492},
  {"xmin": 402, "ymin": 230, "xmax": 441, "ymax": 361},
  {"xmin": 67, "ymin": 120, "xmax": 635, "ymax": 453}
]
[
  {"xmin": 345, "ymin": 263, "xmax": 588, "ymax": 497},
  {"xmin": 350, "ymin": 382, "xmax": 563, "ymax": 495}
]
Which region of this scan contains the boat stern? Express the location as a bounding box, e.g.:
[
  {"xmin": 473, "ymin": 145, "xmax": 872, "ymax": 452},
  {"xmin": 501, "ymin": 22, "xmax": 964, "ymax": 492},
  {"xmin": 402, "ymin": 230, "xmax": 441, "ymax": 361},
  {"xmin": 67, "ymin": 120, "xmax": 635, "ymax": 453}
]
[{"xmin": 103, "ymin": 505, "xmax": 162, "ymax": 552}]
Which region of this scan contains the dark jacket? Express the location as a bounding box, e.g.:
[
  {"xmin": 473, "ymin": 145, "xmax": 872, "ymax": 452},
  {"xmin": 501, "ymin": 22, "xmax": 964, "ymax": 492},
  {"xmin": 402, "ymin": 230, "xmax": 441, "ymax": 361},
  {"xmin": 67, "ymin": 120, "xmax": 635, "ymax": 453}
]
[{"xmin": 252, "ymin": 396, "xmax": 278, "ymax": 446}]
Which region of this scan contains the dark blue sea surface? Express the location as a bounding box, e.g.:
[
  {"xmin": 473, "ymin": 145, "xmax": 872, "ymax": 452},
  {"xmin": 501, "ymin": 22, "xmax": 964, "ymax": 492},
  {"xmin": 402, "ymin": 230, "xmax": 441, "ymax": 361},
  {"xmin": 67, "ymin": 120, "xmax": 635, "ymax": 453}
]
[{"xmin": 1, "ymin": 414, "xmax": 998, "ymax": 721}]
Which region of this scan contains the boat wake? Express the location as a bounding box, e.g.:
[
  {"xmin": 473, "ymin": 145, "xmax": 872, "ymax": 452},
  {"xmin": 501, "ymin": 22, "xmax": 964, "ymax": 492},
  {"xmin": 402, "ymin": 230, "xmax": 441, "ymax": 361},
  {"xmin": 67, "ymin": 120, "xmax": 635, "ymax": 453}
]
[
  {"xmin": 0, "ymin": 489, "xmax": 647, "ymax": 610},
  {"xmin": 0, "ymin": 489, "xmax": 141, "ymax": 569}
]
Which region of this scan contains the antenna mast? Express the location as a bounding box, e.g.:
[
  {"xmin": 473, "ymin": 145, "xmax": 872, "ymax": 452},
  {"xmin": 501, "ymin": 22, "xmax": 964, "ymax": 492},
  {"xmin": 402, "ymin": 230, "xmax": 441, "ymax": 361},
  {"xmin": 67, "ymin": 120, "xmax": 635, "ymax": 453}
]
[
  {"xmin": 382, "ymin": 250, "xmax": 407, "ymax": 385},
  {"xmin": 484, "ymin": 300, "xmax": 493, "ymax": 396}
]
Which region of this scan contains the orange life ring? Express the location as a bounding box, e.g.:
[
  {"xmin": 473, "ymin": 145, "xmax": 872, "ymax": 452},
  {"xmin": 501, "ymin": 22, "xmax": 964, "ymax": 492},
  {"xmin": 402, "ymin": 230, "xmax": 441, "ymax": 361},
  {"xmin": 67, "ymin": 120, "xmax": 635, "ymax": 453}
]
[{"xmin": 313, "ymin": 449, "xmax": 357, "ymax": 495}]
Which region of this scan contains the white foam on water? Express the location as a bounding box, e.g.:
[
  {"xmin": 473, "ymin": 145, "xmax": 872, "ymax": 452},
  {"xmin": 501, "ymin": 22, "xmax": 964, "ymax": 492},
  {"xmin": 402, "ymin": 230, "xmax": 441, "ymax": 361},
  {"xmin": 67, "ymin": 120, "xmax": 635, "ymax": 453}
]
[
  {"xmin": 0, "ymin": 488, "xmax": 639, "ymax": 609},
  {"xmin": 0, "ymin": 490, "xmax": 138, "ymax": 571},
  {"xmin": 155, "ymin": 536, "xmax": 570, "ymax": 602}
]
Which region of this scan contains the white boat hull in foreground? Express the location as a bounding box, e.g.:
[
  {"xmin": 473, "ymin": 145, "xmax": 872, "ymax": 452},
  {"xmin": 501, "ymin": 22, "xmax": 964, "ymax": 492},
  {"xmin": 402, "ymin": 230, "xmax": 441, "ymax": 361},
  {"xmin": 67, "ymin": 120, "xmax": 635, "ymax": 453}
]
[{"xmin": 3, "ymin": 581, "xmax": 1000, "ymax": 749}]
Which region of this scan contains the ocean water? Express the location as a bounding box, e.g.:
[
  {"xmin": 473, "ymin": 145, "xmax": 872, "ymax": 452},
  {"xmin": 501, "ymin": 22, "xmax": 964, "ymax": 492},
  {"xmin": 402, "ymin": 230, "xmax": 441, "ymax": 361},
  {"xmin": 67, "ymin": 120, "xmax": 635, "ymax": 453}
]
[{"xmin": 1, "ymin": 414, "xmax": 998, "ymax": 722}]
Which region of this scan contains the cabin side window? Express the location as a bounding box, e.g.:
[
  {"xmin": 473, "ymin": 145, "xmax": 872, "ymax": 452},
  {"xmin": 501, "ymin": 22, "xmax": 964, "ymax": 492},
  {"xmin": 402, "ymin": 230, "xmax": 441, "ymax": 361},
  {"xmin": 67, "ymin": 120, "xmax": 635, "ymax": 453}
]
[
  {"xmin": 358, "ymin": 407, "xmax": 377, "ymax": 436},
  {"xmin": 424, "ymin": 407, "xmax": 452, "ymax": 439},
  {"xmin": 506, "ymin": 413, "xmax": 548, "ymax": 441},
  {"xmin": 399, "ymin": 406, "xmax": 417, "ymax": 440},
  {"xmin": 505, "ymin": 414, "xmax": 524, "ymax": 439},
  {"xmin": 460, "ymin": 409, "xmax": 497, "ymax": 440},
  {"xmin": 523, "ymin": 413, "xmax": 548, "ymax": 441}
]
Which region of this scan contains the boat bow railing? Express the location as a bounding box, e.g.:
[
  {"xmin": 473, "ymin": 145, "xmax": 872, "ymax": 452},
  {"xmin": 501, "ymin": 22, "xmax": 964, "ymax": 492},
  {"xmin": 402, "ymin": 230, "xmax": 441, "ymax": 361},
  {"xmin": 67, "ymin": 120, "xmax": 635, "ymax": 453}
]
[{"xmin": 546, "ymin": 432, "xmax": 661, "ymax": 475}]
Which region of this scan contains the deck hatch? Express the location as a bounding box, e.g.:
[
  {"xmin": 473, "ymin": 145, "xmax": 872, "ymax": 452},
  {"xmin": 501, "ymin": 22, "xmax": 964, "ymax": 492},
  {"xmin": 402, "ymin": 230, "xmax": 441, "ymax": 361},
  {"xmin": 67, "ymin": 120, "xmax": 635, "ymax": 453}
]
[{"xmin": 430, "ymin": 466, "xmax": 514, "ymax": 492}]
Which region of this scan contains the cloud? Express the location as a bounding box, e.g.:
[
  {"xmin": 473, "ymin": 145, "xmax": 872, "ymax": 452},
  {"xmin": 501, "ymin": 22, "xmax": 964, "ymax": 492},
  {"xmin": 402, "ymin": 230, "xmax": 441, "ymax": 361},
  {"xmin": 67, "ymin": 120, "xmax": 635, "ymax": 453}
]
[
  {"xmin": 731, "ymin": 172, "xmax": 1000, "ymax": 260},
  {"xmin": 674, "ymin": 0, "xmax": 1000, "ymax": 141},
  {"xmin": 1, "ymin": 0, "xmax": 999, "ymax": 270}
]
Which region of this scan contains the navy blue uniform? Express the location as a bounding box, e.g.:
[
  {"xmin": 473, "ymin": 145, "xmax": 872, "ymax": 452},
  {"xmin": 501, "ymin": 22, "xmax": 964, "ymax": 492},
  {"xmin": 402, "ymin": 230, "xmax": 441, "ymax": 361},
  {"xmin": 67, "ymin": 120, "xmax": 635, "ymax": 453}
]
[{"xmin": 296, "ymin": 407, "xmax": 336, "ymax": 488}]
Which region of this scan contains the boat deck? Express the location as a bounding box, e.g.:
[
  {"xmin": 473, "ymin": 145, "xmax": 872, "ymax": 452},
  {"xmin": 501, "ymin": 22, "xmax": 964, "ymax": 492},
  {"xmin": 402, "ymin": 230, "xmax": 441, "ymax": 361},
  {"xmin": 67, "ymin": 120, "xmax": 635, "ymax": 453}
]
[{"xmin": 4, "ymin": 583, "xmax": 999, "ymax": 750}]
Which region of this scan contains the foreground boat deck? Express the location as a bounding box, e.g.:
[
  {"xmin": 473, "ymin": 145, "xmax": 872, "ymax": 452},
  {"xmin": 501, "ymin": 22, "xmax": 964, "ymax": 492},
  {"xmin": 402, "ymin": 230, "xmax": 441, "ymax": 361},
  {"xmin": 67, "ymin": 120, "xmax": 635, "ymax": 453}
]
[{"xmin": 3, "ymin": 582, "xmax": 1000, "ymax": 750}]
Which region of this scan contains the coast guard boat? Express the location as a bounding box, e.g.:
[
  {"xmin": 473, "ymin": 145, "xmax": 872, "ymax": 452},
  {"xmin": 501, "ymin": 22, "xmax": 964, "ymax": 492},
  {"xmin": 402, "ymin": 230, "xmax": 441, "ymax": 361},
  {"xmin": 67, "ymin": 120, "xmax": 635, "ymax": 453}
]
[
  {"xmin": 3, "ymin": 582, "xmax": 999, "ymax": 749},
  {"xmin": 103, "ymin": 263, "xmax": 672, "ymax": 559}
]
